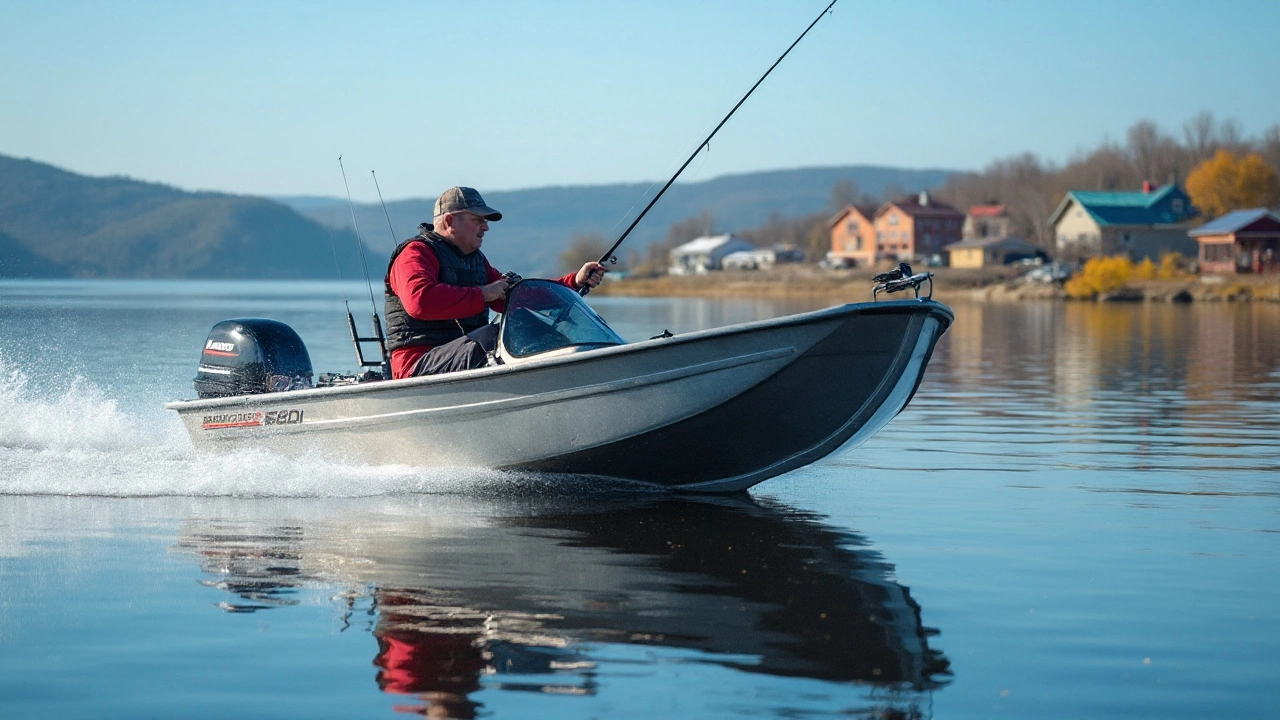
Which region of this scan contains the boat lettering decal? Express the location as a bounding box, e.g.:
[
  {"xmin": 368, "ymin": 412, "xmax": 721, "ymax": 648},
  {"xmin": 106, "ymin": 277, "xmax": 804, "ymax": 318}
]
[
  {"xmin": 201, "ymin": 411, "xmax": 263, "ymax": 430},
  {"xmin": 200, "ymin": 408, "xmax": 304, "ymax": 430},
  {"xmin": 263, "ymin": 409, "xmax": 304, "ymax": 426},
  {"xmin": 203, "ymin": 340, "xmax": 237, "ymax": 357}
]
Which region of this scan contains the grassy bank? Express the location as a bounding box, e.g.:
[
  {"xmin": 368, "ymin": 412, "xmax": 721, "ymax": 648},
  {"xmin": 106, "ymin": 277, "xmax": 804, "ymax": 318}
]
[{"xmin": 594, "ymin": 266, "xmax": 1280, "ymax": 303}]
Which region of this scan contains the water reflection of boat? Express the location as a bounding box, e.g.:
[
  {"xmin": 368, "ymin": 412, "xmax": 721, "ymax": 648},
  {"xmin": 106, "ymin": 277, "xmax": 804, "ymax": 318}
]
[
  {"xmin": 175, "ymin": 496, "xmax": 950, "ymax": 716},
  {"xmin": 167, "ymin": 281, "xmax": 953, "ymax": 492}
]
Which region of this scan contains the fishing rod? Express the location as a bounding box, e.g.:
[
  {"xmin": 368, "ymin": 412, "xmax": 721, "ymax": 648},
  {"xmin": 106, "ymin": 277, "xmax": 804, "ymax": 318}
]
[
  {"xmin": 338, "ymin": 156, "xmax": 390, "ymax": 377},
  {"xmin": 583, "ymin": 0, "xmax": 838, "ymax": 294},
  {"xmin": 371, "ymin": 170, "xmax": 399, "ymax": 244}
]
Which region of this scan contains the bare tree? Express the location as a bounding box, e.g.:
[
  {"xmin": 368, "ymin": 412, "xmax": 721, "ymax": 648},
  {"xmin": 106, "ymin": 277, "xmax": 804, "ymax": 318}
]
[
  {"xmin": 738, "ymin": 210, "xmax": 828, "ymax": 262},
  {"xmin": 1183, "ymin": 110, "xmax": 1218, "ymax": 164},
  {"xmin": 828, "ymin": 179, "xmax": 861, "ymax": 210},
  {"xmin": 1218, "ymin": 117, "xmax": 1247, "ymax": 153},
  {"xmin": 1127, "ymin": 119, "xmax": 1163, "ymax": 182},
  {"xmin": 937, "ymin": 153, "xmax": 1059, "ymax": 248},
  {"xmin": 1059, "ymin": 142, "xmax": 1134, "ymax": 191},
  {"xmin": 558, "ymin": 233, "xmax": 614, "ymax": 275},
  {"xmin": 879, "ymin": 183, "xmax": 906, "ymax": 202},
  {"xmin": 1125, "ymin": 119, "xmax": 1188, "ymax": 185},
  {"xmin": 1260, "ymin": 124, "xmax": 1280, "ymax": 178}
]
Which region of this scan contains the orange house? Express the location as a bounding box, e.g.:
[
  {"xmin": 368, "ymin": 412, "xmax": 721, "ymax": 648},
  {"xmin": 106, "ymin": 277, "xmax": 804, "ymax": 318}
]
[
  {"xmin": 827, "ymin": 204, "xmax": 879, "ymax": 267},
  {"xmin": 873, "ymin": 192, "xmax": 964, "ymax": 263}
]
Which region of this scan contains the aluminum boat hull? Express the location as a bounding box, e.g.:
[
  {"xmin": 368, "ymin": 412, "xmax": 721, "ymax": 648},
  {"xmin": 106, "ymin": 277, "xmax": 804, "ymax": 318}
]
[{"xmin": 166, "ymin": 299, "xmax": 953, "ymax": 492}]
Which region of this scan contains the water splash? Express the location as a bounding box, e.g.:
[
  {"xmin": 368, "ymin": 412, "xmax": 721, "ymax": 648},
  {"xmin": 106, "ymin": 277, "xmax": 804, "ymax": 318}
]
[{"xmin": 0, "ymin": 354, "xmax": 620, "ymax": 498}]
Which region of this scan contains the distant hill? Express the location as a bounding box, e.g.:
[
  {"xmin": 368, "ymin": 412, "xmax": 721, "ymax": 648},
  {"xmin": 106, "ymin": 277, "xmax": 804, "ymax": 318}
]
[
  {"xmin": 0, "ymin": 227, "xmax": 67, "ymax": 277},
  {"xmin": 0, "ymin": 153, "xmax": 954, "ymax": 278},
  {"xmin": 0, "ymin": 154, "xmax": 365, "ymax": 278},
  {"xmin": 281, "ymin": 165, "xmax": 956, "ymax": 275}
]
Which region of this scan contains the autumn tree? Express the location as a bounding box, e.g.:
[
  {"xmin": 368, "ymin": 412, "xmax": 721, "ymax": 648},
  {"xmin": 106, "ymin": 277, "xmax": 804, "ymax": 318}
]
[{"xmin": 1185, "ymin": 149, "xmax": 1280, "ymax": 219}]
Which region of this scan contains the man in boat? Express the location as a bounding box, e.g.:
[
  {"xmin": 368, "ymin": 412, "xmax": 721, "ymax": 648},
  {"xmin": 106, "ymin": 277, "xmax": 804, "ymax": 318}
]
[{"xmin": 384, "ymin": 186, "xmax": 607, "ymax": 379}]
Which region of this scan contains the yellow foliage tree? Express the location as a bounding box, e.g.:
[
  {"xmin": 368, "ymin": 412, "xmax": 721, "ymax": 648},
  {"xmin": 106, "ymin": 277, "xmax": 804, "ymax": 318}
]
[
  {"xmin": 1186, "ymin": 150, "xmax": 1280, "ymax": 219},
  {"xmin": 1133, "ymin": 257, "xmax": 1156, "ymax": 280},
  {"xmin": 1157, "ymin": 252, "xmax": 1185, "ymax": 279},
  {"xmin": 1064, "ymin": 256, "xmax": 1134, "ymax": 299}
]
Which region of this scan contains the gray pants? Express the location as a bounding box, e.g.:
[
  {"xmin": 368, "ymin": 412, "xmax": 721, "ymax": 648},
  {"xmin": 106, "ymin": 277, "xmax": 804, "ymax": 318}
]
[{"xmin": 407, "ymin": 324, "xmax": 498, "ymax": 376}]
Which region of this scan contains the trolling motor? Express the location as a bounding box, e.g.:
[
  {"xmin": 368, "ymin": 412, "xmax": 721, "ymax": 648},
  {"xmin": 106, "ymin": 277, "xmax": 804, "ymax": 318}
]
[{"xmin": 872, "ymin": 262, "xmax": 934, "ymax": 301}]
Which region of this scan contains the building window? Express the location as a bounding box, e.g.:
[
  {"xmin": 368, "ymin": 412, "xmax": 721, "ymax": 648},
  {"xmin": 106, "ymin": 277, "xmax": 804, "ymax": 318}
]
[
  {"xmin": 846, "ymin": 221, "xmax": 859, "ymax": 233},
  {"xmin": 888, "ymin": 214, "xmax": 899, "ymax": 225},
  {"xmin": 1171, "ymin": 199, "xmax": 1184, "ymax": 213},
  {"xmin": 1204, "ymin": 243, "xmax": 1232, "ymax": 262}
]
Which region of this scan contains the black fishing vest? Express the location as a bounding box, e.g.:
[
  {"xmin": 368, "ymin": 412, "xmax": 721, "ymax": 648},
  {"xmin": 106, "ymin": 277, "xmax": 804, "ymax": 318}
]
[{"xmin": 384, "ymin": 230, "xmax": 491, "ymax": 352}]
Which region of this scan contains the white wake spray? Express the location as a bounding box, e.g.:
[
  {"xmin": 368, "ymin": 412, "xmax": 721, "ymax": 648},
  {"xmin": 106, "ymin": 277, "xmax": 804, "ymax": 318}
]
[{"xmin": 0, "ymin": 353, "xmax": 557, "ymax": 498}]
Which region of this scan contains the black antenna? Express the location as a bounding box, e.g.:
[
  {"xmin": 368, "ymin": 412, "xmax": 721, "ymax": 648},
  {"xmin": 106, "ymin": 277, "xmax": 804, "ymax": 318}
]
[
  {"xmin": 338, "ymin": 156, "xmax": 389, "ymax": 378},
  {"xmin": 583, "ymin": 0, "xmax": 838, "ymax": 294}
]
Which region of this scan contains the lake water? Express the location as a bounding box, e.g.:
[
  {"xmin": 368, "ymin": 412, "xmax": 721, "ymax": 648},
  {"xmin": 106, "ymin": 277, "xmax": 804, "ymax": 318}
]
[{"xmin": 1, "ymin": 280, "xmax": 1277, "ymax": 719}]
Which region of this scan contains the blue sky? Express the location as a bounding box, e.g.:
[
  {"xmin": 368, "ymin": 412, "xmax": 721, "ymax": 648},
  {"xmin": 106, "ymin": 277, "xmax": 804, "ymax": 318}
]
[{"xmin": 2, "ymin": 0, "xmax": 1277, "ymax": 202}]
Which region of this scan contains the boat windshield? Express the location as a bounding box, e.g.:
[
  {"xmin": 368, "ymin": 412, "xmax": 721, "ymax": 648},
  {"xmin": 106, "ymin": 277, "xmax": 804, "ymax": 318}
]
[{"xmin": 500, "ymin": 280, "xmax": 626, "ymax": 358}]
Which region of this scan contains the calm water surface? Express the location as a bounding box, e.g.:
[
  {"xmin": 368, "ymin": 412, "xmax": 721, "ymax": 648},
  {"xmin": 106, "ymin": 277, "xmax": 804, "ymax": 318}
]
[{"xmin": 1, "ymin": 280, "xmax": 1277, "ymax": 719}]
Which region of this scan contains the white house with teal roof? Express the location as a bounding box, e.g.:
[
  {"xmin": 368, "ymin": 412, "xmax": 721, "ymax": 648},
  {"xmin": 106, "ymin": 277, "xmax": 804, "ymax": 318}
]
[{"xmin": 1047, "ymin": 183, "xmax": 1199, "ymax": 260}]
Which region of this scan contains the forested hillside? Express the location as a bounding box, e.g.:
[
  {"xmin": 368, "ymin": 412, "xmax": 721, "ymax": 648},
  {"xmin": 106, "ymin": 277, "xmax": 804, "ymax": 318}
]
[{"xmin": 0, "ymin": 155, "xmax": 364, "ymax": 278}]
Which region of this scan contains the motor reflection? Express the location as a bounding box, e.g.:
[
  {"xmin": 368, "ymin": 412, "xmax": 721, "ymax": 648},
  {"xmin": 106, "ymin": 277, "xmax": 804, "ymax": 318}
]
[{"xmin": 176, "ymin": 494, "xmax": 950, "ymax": 718}]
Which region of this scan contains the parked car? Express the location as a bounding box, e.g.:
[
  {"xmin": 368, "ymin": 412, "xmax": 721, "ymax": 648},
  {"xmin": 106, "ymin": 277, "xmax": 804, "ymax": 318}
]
[
  {"xmin": 820, "ymin": 253, "xmax": 857, "ymax": 270},
  {"xmin": 1023, "ymin": 261, "xmax": 1074, "ymax": 283}
]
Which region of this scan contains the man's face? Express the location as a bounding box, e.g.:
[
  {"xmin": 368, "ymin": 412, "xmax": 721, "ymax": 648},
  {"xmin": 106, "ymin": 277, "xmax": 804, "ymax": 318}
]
[{"xmin": 444, "ymin": 211, "xmax": 489, "ymax": 254}]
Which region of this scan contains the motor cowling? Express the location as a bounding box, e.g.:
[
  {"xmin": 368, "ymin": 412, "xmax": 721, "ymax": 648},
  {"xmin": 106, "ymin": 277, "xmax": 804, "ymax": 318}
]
[{"xmin": 194, "ymin": 318, "xmax": 314, "ymax": 399}]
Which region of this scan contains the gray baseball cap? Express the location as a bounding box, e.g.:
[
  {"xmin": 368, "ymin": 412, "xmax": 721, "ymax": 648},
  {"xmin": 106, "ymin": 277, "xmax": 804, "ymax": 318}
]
[{"xmin": 434, "ymin": 186, "xmax": 502, "ymax": 221}]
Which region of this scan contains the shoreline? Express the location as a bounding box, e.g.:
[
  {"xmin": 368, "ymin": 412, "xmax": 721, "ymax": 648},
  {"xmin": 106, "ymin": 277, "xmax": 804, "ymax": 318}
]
[{"xmin": 594, "ymin": 267, "xmax": 1280, "ymax": 304}]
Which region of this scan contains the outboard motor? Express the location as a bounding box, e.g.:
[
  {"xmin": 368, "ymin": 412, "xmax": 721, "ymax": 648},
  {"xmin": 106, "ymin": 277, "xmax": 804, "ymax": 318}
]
[{"xmin": 194, "ymin": 318, "xmax": 314, "ymax": 399}]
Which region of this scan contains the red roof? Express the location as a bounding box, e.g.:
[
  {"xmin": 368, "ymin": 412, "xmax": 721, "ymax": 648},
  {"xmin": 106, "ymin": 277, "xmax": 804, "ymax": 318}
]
[{"xmin": 967, "ymin": 204, "xmax": 1006, "ymax": 217}]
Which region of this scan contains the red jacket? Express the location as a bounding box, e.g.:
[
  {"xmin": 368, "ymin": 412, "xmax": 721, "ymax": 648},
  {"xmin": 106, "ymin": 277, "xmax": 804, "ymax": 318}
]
[{"xmin": 386, "ymin": 242, "xmax": 580, "ymax": 378}]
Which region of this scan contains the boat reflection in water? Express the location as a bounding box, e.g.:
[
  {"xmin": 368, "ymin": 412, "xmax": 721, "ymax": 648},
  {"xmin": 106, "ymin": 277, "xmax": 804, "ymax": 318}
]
[{"xmin": 176, "ymin": 494, "xmax": 950, "ymax": 717}]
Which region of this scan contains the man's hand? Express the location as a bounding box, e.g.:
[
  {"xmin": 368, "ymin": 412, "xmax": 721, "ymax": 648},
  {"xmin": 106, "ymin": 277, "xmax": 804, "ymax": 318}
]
[
  {"xmin": 480, "ymin": 278, "xmax": 511, "ymax": 302},
  {"xmin": 575, "ymin": 261, "xmax": 607, "ymax": 290}
]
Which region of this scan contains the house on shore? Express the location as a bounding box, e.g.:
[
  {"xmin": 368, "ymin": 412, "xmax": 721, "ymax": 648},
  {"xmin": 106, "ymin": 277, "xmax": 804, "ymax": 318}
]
[
  {"xmin": 875, "ymin": 192, "xmax": 964, "ymax": 264},
  {"xmin": 1047, "ymin": 183, "xmax": 1199, "ymax": 260},
  {"xmin": 962, "ymin": 204, "xmax": 1011, "ymax": 240},
  {"xmin": 945, "ymin": 236, "xmax": 1045, "ymax": 269},
  {"xmin": 827, "ymin": 192, "xmax": 962, "ymax": 268},
  {"xmin": 668, "ymin": 234, "xmax": 754, "ymax": 275},
  {"xmin": 1189, "ymin": 208, "xmax": 1280, "ymax": 274},
  {"xmin": 826, "ymin": 204, "xmax": 879, "ymax": 268}
]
